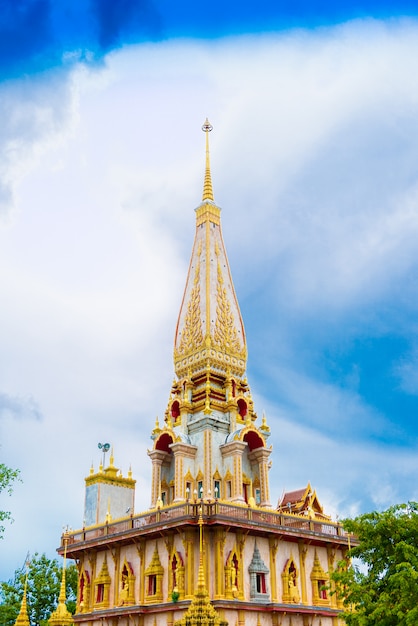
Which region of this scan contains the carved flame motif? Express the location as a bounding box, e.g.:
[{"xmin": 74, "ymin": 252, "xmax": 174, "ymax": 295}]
[
  {"xmin": 177, "ymin": 251, "xmax": 204, "ymax": 355},
  {"xmin": 213, "ymin": 261, "xmax": 242, "ymax": 355}
]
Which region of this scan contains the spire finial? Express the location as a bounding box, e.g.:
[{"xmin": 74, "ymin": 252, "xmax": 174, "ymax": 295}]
[{"xmin": 202, "ymin": 118, "xmax": 214, "ymax": 201}]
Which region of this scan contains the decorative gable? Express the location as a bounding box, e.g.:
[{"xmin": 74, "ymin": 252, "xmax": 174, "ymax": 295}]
[{"xmin": 277, "ymin": 483, "xmax": 331, "ymax": 520}]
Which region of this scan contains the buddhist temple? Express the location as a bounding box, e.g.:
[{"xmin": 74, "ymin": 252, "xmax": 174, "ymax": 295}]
[{"xmin": 61, "ymin": 120, "xmax": 351, "ymax": 626}]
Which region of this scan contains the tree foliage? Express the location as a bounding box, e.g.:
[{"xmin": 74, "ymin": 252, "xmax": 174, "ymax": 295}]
[
  {"xmin": 331, "ymin": 502, "xmax": 418, "ymax": 626},
  {"xmin": 0, "ymin": 462, "xmax": 21, "ymax": 539},
  {"xmin": 0, "ymin": 553, "xmax": 78, "ymax": 626}
]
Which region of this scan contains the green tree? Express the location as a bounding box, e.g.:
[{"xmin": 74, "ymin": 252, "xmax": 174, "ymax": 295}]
[
  {"xmin": 331, "ymin": 502, "xmax": 418, "ymax": 626},
  {"xmin": 0, "ymin": 553, "xmax": 77, "ymax": 626},
  {"xmin": 0, "ymin": 462, "xmax": 21, "ymax": 539}
]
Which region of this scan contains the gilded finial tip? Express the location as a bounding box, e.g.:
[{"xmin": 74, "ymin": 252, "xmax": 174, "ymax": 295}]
[
  {"xmin": 202, "ymin": 118, "xmax": 213, "ymax": 133},
  {"xmin": 201, "ymin": 118, "xmax": 214, "ymax": 201}
]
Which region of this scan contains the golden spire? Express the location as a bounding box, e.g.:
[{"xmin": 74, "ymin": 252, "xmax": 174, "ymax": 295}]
[
  {"xmin": 48, "ymin": 533, "xmax": 74, "ymax": 626},
  {"xmin": 174, "ymin": 122, "xmax": 247, "ymax": 379},
  {"xmin": 14, "ymin": 569, "xmax": 30, "ymax": 626},
  {"xmin": 174, "ymin": 506, "xmax": 227, "ymax": 626},
  {"xmin": 197, "ymin": 505, "xmax": 206, "ymax": 593},
  {"xmin": 202, "ymin": 118, "xmax": 214, "ymax": 201},
  {"xmin": 260, "ymin": 411, "xmax": 270, "ymax": 433}
]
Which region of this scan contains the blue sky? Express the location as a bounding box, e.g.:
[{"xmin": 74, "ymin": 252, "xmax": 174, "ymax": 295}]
[
  {"xmin": 2, "ymin": 0, "xmax": 418, "ymax": 79},
  {"xmin": 1, "ymin": 0, "xmax": 418, "ymax": 581}
]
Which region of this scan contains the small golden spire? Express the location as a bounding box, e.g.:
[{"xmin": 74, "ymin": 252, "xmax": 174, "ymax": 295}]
[
  {"xmin": 174, "ymin": 505, "xmax": 227, "ymax": 626},
  {"xmin": 198, "ymin": 505, "xmax": 204, "ymax": 554},
  {"xmin": 202, "ymin": 118, "xmax": 214, "ymax": 202},
  {"xmin": 14, "ymin": 568, "xmax": 30, "ymax": 626},
  {"xmin": 151, "ymin": 416, "xmax": 161, "ymax": 439},
  {"xmin": 260, "ymin": 411, "xmax": 270, "ymax": 433},
  {"xmin": 48, "ymin": 532, "xmax": 74, "ymax": 625}
]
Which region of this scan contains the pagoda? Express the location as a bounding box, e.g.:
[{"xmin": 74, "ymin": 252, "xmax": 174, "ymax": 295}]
[{"xmin": 62, "ymin": 121, "xmax": 351, "ymax": 626}]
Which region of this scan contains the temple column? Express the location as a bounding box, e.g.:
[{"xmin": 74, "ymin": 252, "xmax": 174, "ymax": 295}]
[
  {"xmin": 182, "ymin": 530, "xmax": 195, "ymax": 599},
  {"xmin": 136, "ymin": 541, "xmax": 145, "ymax": 605},
  {"xmin": 170, "ymin": 442, "xmax": 197, "ymax": 502},
  {"xmin": 269, "ymin": 537, "xmax": 280, "ymax": 602},
  {"xmin": 298, "ymin": 542, "xmax": 308, "ymax": 605},
  {"xmin": 249, "ymin": 447, "xmax": 272, "ymax": 507},
  {"xmin": 327, "ymin": 546, "xmax": 338, "ymax": 608},
  {"xmin": 214, "ymin": 529, "xmax": 226, "ymax": 599},
  {"xmin": 220, "ymin": 440, "xmax": 247, "ymax": 502},
  {"xmin": 147, "ymin": 449, "xmax": 168, "ymax": 508}
]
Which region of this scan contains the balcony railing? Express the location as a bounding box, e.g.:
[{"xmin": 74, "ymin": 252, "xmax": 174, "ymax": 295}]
[{"xmin": 64, "ymin": 500, "xmax": 348, "ymax": 548}]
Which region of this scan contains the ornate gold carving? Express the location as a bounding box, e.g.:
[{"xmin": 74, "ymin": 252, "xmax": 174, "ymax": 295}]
[
  {"xmin": 78, "ymin": 565, "xmax": 91, "ymax": 613},
  {"xmin": 168, "ymin": 549, "xmax": 185, "ymax": 600},
  {"xmin": 93, "ymin": 556, "xmax": 111, "ymax": 609},
  {"xmin": 145, "ymin": 544, "xmax": 164, "ymax": 603},
  {"xmin": 310, "ymin": 550, "xmax": 330, "ymax": 606},
  {"xmin": 177, "ymin": 249, "xmax": 204, "ymax": 356},
  {"xmin": 281, "ymin": 557, "xmax": 300, "ymax": 604},
  {"xmin": 119, "ymin": 559, "xmax": 135, "ymax": 606},
  {"xmin": 225, "ymin": 537, "xmax": 244, "ymax": 601},
  {"xmin": 174, "ymin": 346, "xmax": 246, "ymax": 378},
  {"xmin": 214, "ymin": 262, "xmax": 243, "ymax": 356}
]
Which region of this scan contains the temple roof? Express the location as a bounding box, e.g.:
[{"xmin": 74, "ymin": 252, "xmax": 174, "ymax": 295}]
[
  {"xmin": 173, "ymin": 120, "xmax": 246, "ymax": 378},
  {"xmin": 277, "ymin": 483, "xmax": 331, "ymax": 520}
]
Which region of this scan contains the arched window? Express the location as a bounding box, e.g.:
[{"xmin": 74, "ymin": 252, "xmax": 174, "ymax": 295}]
[{"xmin": 237, "ymin": 398, "xmax": 247, "ymax": 417}]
